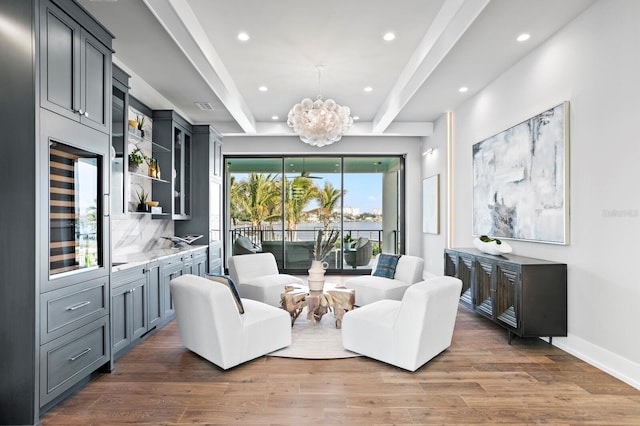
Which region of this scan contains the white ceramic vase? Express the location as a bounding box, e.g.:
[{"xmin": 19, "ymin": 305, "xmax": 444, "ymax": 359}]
[
  {"xmin": 473, "ymin": 237, "xmax": 512, "ymax": 255},
  {"xmin": 308, "ymin": 260, "xmax": 328, "ymax": 292}
]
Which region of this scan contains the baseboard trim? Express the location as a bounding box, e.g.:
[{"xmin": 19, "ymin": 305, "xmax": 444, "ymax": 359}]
[{"xmin": 551, "ymin": 333, "xmax": 640, "ymax": 390}]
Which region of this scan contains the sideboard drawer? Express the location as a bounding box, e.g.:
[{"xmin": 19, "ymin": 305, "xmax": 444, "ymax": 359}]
[
  {"xmin": 40, "ymin": 316, "xmax": 110, "ymax": 406},
  {"xmin": 41, "ymin": 277, "xmax": 108, "ymax": 344}
]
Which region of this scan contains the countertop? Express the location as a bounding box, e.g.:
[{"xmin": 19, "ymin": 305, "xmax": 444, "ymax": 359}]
[{"xmin": 112, "ymin": 244, "xmax": 208, "ymax": 272}]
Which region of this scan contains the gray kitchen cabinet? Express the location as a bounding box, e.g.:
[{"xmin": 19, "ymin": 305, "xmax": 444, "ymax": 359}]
[
  {"xmin": 111, "ymin": 268, "xmax": 147, "ymax": 357},
  {"xmin": 193, "ymin": 248, "xmax": 208, "ymax": 277},
  {"xmin": 160, "ymin": 254, "xmax": 184, "ymax": 321},
  {"xmin": 39, "ymin": 316, "xmax": 110, "ymax": 407},
  {"xmin": 111, "ymin": 64, "xmax": 130, "ymax": 218},
  {"xmin": 39, "ymin": 0, "xmax": 112, "ymax": 134},
  {"xmin": 152, "ymin": 110, "xmax": 192, "ymax": 220},
  {"xmin": 175, "ymin": 125, "xmax": 223, "ymax": 274},
  {"xmin": 209, "ymin": 240, "xmax": 223, "ymax": 275},
  {"xmin": 182, "ymin": 252, "xmax": 194, "ymax": 275},
  {"xmin": 0, "ymin": 1, "xmax": 114, "ymax": 423},
  {"xmin": 40, "ymin": 277, "xmax": 109, "ymax": 345},
  {"xmin": 145, "ymin": 261, "xmax": 162, "ymax": 329}
]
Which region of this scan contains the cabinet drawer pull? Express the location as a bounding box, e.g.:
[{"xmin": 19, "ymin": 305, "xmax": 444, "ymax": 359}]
[
  {"xmin": 69, "ymin": 347, "xmax": 91, "ymax": 361},
  {"xmin": 66, "ymin": 301, "xmax": 91, "ymax": 311}
]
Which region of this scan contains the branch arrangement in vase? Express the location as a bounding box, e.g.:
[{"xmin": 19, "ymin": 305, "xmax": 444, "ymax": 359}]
[{"xmin": 314, "ymin": 229, "xmax": 340, "ymax": 261}]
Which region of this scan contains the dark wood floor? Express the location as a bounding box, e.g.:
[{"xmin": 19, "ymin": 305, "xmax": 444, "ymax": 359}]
[{"xmin": 41, "ymin": 305, "xmax": 640, "ymax": 425}]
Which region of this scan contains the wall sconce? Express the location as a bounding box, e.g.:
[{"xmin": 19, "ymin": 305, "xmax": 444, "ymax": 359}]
[{"xmin": 422, "ymin": 148, "xmax": 434, "ymax": 157}]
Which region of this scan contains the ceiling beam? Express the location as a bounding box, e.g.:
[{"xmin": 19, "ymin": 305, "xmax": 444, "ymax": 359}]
[
  {"xmin": 221, "ymin": 121, "xmax": 433, "ymax": 138},
  {"xmin": 143, "ymin": 0, "xmax": 256, "ymax": 133},
  {"xmin": 372, "ymin": 0, "xmax": 490, "ymax": 133}
]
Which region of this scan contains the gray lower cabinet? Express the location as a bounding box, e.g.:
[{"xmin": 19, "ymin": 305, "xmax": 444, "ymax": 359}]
[
  {"xmin": 193, "ymin": 248, "xmax": 208, "ymax": 277},
  {"xmin": 111, "ymin": 268, "xmax": 147, "ymax": 357},
  {"xmin": 111, "ymin": 259, "xmax": 167, "ymax": 359},
  {"xmin": 210, "ymin": 240, "xmax": 223, "ymax": 274},
  {"xmin": 40, "ymin": 316, "xmax": 110, "ymax": 406},
  {"xmin": 40, "ymin": 277, "xmax": 109, "ymax": 345},
  {"xmin": 182, "ymin": 252, "xmax": 194, "ymax": 275},
  {"xmin": 146, "ymin": 261, "xmax": 162, "ymax": 329},
  {"xmin": 161, "ymin": 254, "xmax": 184, "ymax": 321}
]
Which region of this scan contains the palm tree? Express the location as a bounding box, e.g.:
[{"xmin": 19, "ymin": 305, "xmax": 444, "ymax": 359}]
[
  {"xmin": 284, "ymin": 176, "xmax": 318, "ymax": 240},
  {"xmin": 315, "ymin": 181, "xmax": 345, "ymax": 231},
  {"xmin": 231, "ymin": 173, "xmax": 281, "ymax": 229}
]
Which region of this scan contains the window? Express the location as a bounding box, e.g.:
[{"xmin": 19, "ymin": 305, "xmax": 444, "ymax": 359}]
[{"xmin": 226, "ymin": 155, "xmax": 404, "ymax": 273}]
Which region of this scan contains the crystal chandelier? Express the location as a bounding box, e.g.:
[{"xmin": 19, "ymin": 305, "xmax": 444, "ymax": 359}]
[{"xmin": 287, "ymin": 66, "xmax": 353, "ymax": 147}]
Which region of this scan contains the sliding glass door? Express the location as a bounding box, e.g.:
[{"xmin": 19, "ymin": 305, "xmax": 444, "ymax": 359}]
[{"xmin": 226, "ymin": 155, "xmax": 403, "ymax": 274}]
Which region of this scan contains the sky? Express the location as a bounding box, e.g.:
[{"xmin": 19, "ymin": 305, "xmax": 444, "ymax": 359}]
[
  {"xmin": 232, "ymin": 172, "xmax": 383, "ymax": 214},
  {"xmin": 322, "ymin": 173, "xmax": 382, "ymax": 213}
]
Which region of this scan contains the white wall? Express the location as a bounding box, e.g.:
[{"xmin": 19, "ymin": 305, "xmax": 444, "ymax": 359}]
[
  {"xmin": 425, "ymin": 0, "xmax": 640, "ymax": 388},
  {"xmin": 422, "ymin": 114, "xmax": 449, "ymax": 276},
  {"xmin": 224, "ymin": 135, "xmax": 423, "ymax": 255}
]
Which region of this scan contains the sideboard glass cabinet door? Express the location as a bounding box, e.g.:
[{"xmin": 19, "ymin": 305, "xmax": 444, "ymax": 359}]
[{"xmin": 49, "ymin": 142, "xmax": 104, "ymax": 276}]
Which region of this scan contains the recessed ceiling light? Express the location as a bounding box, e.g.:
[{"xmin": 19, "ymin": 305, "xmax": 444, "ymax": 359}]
[
  {"xmin": 517, "ymin": 33, "xmax": 530, "ymax": 42},
  {"xmin": 353, "ymin": 116, "xmax": 360, "ymax": 120},
  {"xmin": 271, "ymin": 115, "xmax": 279, "ymax": 120},
  {"xmin": 237, "ymin": 32, "xmax": 250, "ymax": 41},
  {"xmin": 364, "ymin": 87, "xmax": 373, "ymax": 92},
  {"xmin": 258, "ymin": 86, "xmax": 268, "ymax": 92},
  {"xmin": 459, "ymin": 86, "xmax": 468, "ymax": 93},
  {"xmin": 383, "ymin": 32, "xmax": 395, "ymax": 41}
]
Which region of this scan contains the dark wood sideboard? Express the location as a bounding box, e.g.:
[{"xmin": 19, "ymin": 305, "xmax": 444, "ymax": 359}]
[{"xmin": 444, "ymin": 248, "xmax": 567, "ymax": 344}]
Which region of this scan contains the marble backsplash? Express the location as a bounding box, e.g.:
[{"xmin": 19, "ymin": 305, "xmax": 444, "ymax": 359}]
[{"xmin": 112, "ymin": 215, "xmax": 175, "ymax": 257}]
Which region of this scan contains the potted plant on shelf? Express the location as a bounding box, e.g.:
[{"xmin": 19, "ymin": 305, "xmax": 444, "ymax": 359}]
[
  {"xmin": 128, "ymin": 147, "xmax": 144, "ymax": 173},
  {"xmin": 136, "ymin": 115, "xmax": 145, "ymax": 138},
  {"xmin": 136, "ymin": 187, "xmax": 149, "ymax": 212}
]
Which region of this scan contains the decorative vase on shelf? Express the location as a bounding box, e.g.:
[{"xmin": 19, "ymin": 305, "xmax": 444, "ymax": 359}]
[
  {"xmin": 148, "ymin": 161, "xmax": 157, "ymax": 178},
  {"xmin": 308, "ymin": 260, "xmax": 328, "ymax": 292},
  {"xmin": 129, "ymin": 160, "xmax": 140, "ymax": 173}
]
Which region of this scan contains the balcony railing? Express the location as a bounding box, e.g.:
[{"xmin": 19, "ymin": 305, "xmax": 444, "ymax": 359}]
[{"xmin": 229, "ymin": 225, "xmax": 395, "ymax": 271}]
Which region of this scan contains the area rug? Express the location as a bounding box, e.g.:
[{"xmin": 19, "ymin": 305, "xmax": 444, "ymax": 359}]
[{"xmin": 268, "ymin": 307, "xmax": 360, "ymax": 359}]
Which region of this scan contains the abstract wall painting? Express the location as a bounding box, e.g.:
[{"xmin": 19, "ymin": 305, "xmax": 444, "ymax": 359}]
[
  {"xmin": 472, "ymin": 102, "xmax": 569, "ymax": 244},
  {"xmin": 423, "ymin": 174, "xmax": 439, "ymax": 234}
]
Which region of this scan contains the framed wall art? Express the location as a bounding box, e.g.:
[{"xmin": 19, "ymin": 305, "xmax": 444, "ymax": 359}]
[
  {"xmin": 472, "ymin": 101, "xmax": 570, "ymax": 244},
  {"xmin": 422, "ymin": 174, "xmax": 440, "ymax": 234}
]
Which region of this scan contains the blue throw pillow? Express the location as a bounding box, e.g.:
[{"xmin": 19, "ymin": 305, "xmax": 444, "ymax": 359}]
[
  {"xmin": 205, "ymin": 274, "xmax": 245, "ymax": 314},
  {"xmin": 373, "ymin": 254, "xmax": 402, "ymax": 279}
]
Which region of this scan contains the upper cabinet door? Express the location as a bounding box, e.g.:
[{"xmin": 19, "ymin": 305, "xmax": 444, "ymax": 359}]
[
  {"xmin": 40, "ymin": 0, "xmax": 111, "ymax": 134},
  {"xmin": 80, "ymin": 31, "xmax": 111, "ymax": 133},
  {"xmin": 40, "ymin": 0, "xmax": 81, "ymax": 122}
]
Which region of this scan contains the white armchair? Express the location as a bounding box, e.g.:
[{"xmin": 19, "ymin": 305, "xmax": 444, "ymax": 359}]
[
  {"xmin": 228, "ymin": 252, "xmax": 304, "ymax": 307},
  {"xmin": 344, "ymin": 254, "xmax": 424, "ymax": 306},
  {"xmin": 341, "ymin": 276, "xmax": 462, "ymax": 371},
  {"xmin": 170, "ymin": 274, "xmax": 291, "ymax": 370}
]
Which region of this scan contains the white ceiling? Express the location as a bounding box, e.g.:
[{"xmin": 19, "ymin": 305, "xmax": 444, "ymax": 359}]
[{"xmin": 79, "ymin": 0, "xmax": 596, "ymax": 137}]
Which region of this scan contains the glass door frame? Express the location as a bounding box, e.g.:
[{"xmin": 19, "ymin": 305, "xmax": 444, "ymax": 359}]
[{"xmin": 224, "ymin": 154, "xmax": 405, "ymax": 275}]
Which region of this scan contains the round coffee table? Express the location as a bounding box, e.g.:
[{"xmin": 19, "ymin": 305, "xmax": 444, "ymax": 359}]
[{"xmin": 281, "ymin": 283, "xmax": 355, "ymax": 328}]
